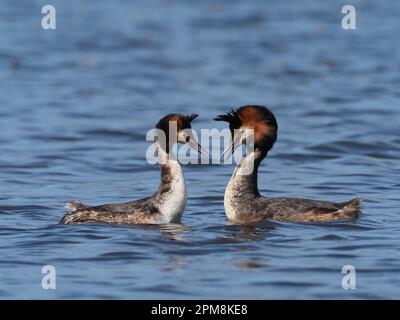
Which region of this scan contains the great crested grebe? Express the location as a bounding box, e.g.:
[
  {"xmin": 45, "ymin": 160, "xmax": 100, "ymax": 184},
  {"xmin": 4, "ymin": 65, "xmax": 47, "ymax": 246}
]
[
  {"xmin": 60, "ymin": 113, "xmax": 206, "ymax": 225},
  {"xmin": 215, "ymin": 105, "xmax": 362, "ymax": 224}
]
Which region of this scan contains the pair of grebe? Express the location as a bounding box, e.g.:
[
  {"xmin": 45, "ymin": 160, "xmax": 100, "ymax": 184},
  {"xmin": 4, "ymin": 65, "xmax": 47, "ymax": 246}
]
[{"xmin": 60, "ymin": 105, "xmax": 361, "ymax": 225}]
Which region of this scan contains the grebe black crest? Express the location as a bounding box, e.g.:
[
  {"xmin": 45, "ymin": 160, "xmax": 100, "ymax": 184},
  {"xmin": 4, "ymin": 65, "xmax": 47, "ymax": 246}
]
[
  {"xmin": 60, "ymin": 113, "xmax": 206, "ymax": 225},
  {"xmin": 215, "ymin": 105, "xmax": 362, "ymax": 223}
]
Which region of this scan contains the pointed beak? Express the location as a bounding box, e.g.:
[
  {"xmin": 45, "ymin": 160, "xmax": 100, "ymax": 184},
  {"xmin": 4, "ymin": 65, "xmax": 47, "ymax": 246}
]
[
  {"xmin": 188, "ymin": 136, "xmax": 209, "ymax": 158},
  {"xmin": 220, "ymin": 129, "xmax": 244, "ymax": 162}
]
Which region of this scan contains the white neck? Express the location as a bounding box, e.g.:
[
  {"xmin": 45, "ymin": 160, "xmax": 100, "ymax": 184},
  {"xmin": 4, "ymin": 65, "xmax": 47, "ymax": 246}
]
[
  {"xmin": 156, "ymin": 144, "xmax": 187, "ymax": 223},
  {"xmin": 224, "ymin": 151, "xmax": 260, "ymax": 221}
]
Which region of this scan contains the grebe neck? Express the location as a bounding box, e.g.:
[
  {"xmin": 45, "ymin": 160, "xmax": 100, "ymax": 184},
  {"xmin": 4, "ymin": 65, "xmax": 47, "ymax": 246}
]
[
  {"xmin": 224, "ymin": 150, "xmax": 265, "ymax": 220},
  {"xmin": 154, "ymin": 144, "xmax": 187, "ymax": 223}
]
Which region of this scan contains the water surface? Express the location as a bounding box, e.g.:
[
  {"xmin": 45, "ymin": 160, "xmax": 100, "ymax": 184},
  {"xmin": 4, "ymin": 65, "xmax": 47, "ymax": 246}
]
[{"xmin": 0, "ymin": 0, "xmax": 399, "ymax": 299}]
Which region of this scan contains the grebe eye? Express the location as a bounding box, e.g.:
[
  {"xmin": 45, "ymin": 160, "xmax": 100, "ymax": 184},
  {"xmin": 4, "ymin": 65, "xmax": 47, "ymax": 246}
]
[{"xmin": 185, "ymin": 136, "xmax": 190, "ymax": 142}]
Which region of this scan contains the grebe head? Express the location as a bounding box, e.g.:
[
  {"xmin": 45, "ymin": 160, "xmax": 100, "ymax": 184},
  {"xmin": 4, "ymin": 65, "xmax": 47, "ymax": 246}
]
[
  {"xmin": 215, "ymin": 105, "xmax": 278, "ymax": 160},
  {"xmin": 155, "ymin": 113, "xmax": 207, "ymax": 156}
]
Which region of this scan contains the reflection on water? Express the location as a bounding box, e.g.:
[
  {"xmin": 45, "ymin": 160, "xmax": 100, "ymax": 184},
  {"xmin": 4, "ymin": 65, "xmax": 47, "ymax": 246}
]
[
  {"xmin": 1, "ymin": 0, "xmax": 400, "ymax": 299},
  {"xmin": 158, "ymin": 223, "xmax": 192, "ymax": 241}
]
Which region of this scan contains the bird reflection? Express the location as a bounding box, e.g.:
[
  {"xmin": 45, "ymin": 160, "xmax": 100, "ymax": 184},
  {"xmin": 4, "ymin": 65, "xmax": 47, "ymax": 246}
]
[
  {"xmin": 222, "ymin": 220, "xmax": 276, "ymax": 242},
  {"xmin": 157, "ymin": 223, "xmax": 192, "ymax": 241}
]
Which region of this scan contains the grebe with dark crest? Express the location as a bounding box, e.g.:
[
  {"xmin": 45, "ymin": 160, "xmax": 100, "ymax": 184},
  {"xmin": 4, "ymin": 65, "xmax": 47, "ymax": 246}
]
[
  {"xmin": 215, "ymin": 105, "xmax": 361, "ymax": 223},
  {"xmin": 60, "ymin": 113, "xmax": 207, "ymax": 225}
]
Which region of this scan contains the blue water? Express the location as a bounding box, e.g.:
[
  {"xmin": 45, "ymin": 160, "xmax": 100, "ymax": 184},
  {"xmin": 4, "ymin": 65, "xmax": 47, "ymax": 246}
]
[{"xmin": 1, "ymin": 0, "xmax": 400, "ymax": 299}]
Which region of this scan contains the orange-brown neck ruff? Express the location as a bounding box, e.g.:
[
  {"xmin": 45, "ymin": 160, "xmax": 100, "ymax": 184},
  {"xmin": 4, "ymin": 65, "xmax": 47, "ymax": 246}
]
[{"xmin": 238, "ymin": 107, "xmax": 274, "ymax": 145}]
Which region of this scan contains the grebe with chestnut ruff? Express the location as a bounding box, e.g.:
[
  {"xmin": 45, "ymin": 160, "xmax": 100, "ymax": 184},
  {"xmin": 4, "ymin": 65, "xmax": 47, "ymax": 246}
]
[{"xmin": 215, "ymin": 105, "xmax": 362, "ymax": 224}]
